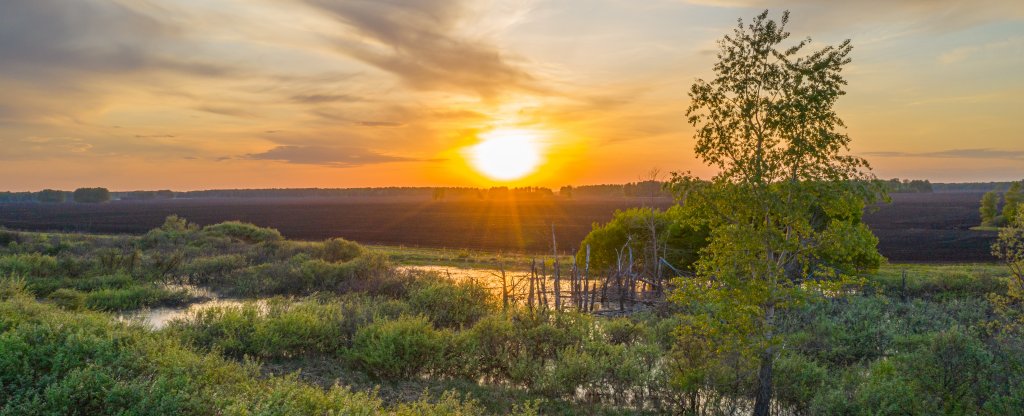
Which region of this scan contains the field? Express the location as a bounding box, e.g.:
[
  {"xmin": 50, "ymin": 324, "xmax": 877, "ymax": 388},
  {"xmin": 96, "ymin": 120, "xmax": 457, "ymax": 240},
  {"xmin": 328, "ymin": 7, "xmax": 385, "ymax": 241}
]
[
  {"xmin": 1, "ymin": 221, "xmax": 1022, "ymax": 415},
  {"xmin": 0, "ymin": 191, "xmax": 997, "ymax": 262}
]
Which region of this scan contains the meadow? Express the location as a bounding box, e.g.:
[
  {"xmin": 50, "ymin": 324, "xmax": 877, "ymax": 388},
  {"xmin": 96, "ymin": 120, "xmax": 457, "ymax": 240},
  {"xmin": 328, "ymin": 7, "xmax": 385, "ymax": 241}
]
[{"xmin": 1, "ymin": 219, "xmax": 1022, "ymax": 415}]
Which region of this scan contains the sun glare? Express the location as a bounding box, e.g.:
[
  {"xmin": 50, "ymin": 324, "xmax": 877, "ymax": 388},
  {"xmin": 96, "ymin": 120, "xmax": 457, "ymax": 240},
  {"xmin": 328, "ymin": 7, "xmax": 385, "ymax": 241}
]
[{"xmin": 468, "ymin": 128, "xmax": 544, "ymax": 181}]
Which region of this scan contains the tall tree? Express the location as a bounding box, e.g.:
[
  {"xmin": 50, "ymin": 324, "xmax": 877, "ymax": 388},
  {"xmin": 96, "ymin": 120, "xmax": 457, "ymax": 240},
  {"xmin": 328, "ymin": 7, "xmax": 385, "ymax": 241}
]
[
  {"xmin": 980, "ymin": 191, "xmax": 1001, "ymax": 226},
  {"xmin": 1003, "ymin": 181, "xmax": 1023, "ymax": 224},
  {"xmin": 668, "ymin": 11, "xmax": 883, "ymax": 415}
]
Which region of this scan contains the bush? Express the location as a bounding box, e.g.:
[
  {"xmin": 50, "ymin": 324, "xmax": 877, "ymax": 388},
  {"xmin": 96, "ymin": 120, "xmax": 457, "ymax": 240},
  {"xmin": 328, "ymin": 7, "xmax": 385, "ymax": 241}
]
[
  {"xmin": 181, "ymin": 254, "xmax": 247, "ymax": 285},
  {"xmin": 0, "ymin": 253, "xmax": 60, "ymax": 278},
  {"xmin": 171, "ymin": 299, "xmax": 348, "ymax": 359},
  {"xmin": 408, "ymin": 277, "xmax": 494, "ymax": 328},
  {"xmin": 84, "ymin": 285, "xmax": 190, "ymax": 311},
  {"xmin": 0, "ymin": 296, "xmax": 487, "ymax": 415},
  {"xmin": 47, "ymin": 288, "xmax": 86, "ymax": 310},
  {"xmin": 320, "ymin": 238, "xmax": 365, "ymax": 262},
  {"xmin": 202, "ymin": 221, "xmax": 283, "ymax": 244},
  {"xmin": 350, "ymin": 315, "xmax": 447, "ymax": 380}
]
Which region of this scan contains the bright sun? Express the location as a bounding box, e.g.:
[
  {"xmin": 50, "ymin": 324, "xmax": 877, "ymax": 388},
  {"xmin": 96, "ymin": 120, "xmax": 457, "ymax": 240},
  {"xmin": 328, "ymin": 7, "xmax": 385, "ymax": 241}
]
[{"xmin": 468, "ymin": 128, "xmax": 544, "ymax": 181}]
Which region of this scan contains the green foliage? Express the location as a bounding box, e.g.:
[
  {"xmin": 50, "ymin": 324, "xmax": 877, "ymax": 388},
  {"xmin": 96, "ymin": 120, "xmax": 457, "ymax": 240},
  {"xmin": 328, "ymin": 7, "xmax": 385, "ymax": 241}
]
[
  {"xmin": 72, "ymin": 187, "xmax": 110, "ymax": 203},
  {"xmin": 171, "ymin": 299, "xmax": 349, "ymax": 359},
  {"xmin": 46, "ymin": 288, "xmax": 85, "ymax": 310},
  {"xmin": 577, "ymin": 206, "xmax": 708, "ymax": 275},
  {"xmin": 981, "ymin": 190, "xmax": 1001, "ymax": 226},
  {"xmin": 83, "ymin": 285, "xmax": 191, "ymax": 311},
  {"xmin": 1003, "ymin": 181, "xmax": 1023, "ymax": 223},
  {"xmin": 993, "ymin": 212, "xmax": 1024, "ymax": 292},
  {"xmin": 0, "ymin": 253, "xmax": 59, "ymax": 278},
  {"xmin": 181, "ymin": 254, "xmax": 247, "ymax": 286},
  {"xmin": 671, "ymin": 9, "xmax": 886, "ymax": 413},
  {"xmin": 320, "ymin": 237, "xmax": 365, "ymax": 262},
  {"xmin": 202, "ymin": 221, "xmax": 283, "ymax": 244},
  {"xmin": 35, "ymin": 189, "xmax": 66, "ymax": 203},
  {"xmin": 0, "ymin": 296, "xmax": 487, "ymax": 415},
  {"xmin": 350, "ymin": 315, "xmax": 447, "ymax": 380},
  {"xmin": 408, "ymin": 277, "xmax": 494, "ymax": 329},
  {"xmin": 223, "ymin": 251, "xmax": 398, "ymax": 296}
]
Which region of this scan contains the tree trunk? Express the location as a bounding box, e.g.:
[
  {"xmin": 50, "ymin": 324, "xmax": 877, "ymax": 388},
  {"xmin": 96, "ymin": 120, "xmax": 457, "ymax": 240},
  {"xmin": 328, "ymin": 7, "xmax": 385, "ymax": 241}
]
[{"xmin": 753, "ymin": 349, "xmax": 774, "ymax": 416}]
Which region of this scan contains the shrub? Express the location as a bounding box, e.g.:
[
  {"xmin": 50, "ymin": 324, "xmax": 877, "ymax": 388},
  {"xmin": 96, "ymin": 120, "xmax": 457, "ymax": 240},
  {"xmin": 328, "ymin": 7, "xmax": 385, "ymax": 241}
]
[
  {"xmin": 0, "ymin": 296, "xmax": 487, "ymax": 415},
  {"xmin": 408, "ymin": 277, "xmax": 494, "ymax": 328},
  {"xmin": 84, "ymin": 285, "xmax": 190, "ymax": 311},
  {"xmin": 202, "ymin": 221, "xmax": 283, "ymax": 244},
  {"xmin": 171, "ymin": 299, "xmax": 348, "ymax": 359},
  {"xmin": 0, "ymin": 253, "xmax": 59, "ymax": 278},
  {"xmin": 181, "ymin": 254, "xmax": 248, "ymax": 285},
  {"xmin": 350, "ymin": 315, "xmax": 447, "ymax": 380},
  {"xmin": 773, "ymin": 352, "xmax": 828, "ymax": 414},
  {"xmin": 320, "ymin": 238, "xmax": 365, "ymax": 262},
  {"xmin": 0, "ymin": 276, "xmax": 29, "ymax": 300},
  {"xmin": 47, "ymin": 288, "xmax": 86, "ymax": 310}
]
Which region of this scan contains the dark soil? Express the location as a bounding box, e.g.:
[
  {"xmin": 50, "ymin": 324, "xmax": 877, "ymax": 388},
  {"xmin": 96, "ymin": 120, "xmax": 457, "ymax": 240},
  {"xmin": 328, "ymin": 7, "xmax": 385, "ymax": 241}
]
[{"xmin": 0, "ymin": 192, "xmax": 997, "ymax": 262}]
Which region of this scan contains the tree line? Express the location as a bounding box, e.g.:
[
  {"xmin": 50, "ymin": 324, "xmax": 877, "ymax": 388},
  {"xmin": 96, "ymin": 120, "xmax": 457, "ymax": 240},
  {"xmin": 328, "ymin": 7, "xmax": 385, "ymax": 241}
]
[{"xmin": 0, "ymin": 188, "xmax": 112, "ymax": 204}]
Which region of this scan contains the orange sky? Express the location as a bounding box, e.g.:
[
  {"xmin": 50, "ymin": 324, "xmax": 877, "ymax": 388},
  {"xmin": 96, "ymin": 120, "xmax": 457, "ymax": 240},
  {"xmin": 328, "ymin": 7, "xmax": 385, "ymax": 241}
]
[{"xmin": 1, "ymin": 0, "xmax": 1022, "ymax": 191}]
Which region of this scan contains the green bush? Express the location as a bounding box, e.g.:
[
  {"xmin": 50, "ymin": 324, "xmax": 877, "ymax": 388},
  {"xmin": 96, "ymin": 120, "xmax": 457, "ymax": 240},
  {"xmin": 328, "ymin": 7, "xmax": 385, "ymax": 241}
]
[
  {"xmin": 320, "ymin": 238, "xmax": 365, "ymax": 262},
  {"xmin": 408, "ymin": 277, "xmax": 494, "ymax": 328},
  {"xmin": 171, "ymin": 299, "xmax": 349, "ymax": 359},
  {"xmin": 0, "ymin": 296, "xmax": 489, "ymax": 415},
  {"xmin": 181, "ymin": 254, "xmax": 247, "ymax": 285},
  {"xmin": 202, "ymin": 221, "xmax": 283, "ymax": 244},
  {"xmin": 84, "ymin": 285, "xmax": 190, "ymax": 311},
  {"xmin": 0, "ymin": 253, "xmax": 59, "ymax": 278},
  {"xmin": 350, "ymin": 315, "xmax": 447, "ymax": 380},
  {"xmin": 47, "ymin": 288, "xmax": 85, "ymax": 310}
]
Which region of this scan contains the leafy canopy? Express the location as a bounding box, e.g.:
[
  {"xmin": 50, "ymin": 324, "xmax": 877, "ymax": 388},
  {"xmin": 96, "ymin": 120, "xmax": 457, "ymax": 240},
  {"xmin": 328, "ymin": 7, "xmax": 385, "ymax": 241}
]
[{"xmin": 668, "ymin": 9, "xmax": 884, "ymax": 407}]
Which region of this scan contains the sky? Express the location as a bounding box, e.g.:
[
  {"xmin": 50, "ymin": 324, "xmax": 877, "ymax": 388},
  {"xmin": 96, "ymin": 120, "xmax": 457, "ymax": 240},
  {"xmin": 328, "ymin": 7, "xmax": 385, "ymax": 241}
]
[{"xmin": 1, "ymin": 0, "xmax": 1022, "ymax": 191}]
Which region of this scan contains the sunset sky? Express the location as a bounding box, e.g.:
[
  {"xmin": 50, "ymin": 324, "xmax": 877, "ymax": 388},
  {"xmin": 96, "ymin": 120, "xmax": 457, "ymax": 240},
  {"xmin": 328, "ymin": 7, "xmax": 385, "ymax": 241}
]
[{"xmin": 2, "ymin": 0, "xmax": 1022, "ymax": 191}]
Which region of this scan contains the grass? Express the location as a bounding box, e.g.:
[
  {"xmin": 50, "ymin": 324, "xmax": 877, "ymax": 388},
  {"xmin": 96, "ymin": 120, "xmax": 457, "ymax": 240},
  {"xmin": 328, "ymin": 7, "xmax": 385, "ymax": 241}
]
[
  {"xmin": 369, "ymin": 244, "xmax": 574, "ymax": 271},
  {"xmin": 969, "ymin": 226, "xmax": 1001, "ymax": 232}
]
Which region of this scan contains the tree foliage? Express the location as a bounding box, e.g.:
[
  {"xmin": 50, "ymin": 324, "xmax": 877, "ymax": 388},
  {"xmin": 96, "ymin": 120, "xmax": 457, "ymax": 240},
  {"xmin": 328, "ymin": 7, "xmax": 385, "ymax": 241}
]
[
  {"xmin": 980, "ymin": 190, "xmax": 1001, "ymax": 227},
  {"xmin": 72, "ymin": 187, "xmax": 110, "ymax": 203},
  {"xmin": 35, "ymin": 189, "xmax": 66, "ymax": 203},
  {"xmin": 668, "ymin": 10, "xmax": 884, "ymax": 415},
  {"xmin": 1003, "ymin": 181, "xmax": 1023, "ymax": 224}
]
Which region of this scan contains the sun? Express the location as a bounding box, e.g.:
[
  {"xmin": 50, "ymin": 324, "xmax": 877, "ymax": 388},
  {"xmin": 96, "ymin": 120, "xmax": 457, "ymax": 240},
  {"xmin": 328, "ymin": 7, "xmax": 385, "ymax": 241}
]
[{"xmin": 467, "ymin": 128, "xmax": 544, "ymax": 181}]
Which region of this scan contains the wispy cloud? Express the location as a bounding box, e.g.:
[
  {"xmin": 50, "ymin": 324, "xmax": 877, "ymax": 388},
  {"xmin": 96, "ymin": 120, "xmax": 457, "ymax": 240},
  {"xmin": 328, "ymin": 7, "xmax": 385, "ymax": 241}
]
[
  {"xmin": 299, "ymin": 0, "xmax": 542, "ymax": 98},
  {"xmin": 244, "ymin": 145, "xmax": 416, "ymax": 167},
  {"xmin": 865, "ymin": 148, "xmax": 1024, "ymax": 160},
  {"xmin": 684, "ymin": 0, "xmax": 1024, "ymax": 33}
]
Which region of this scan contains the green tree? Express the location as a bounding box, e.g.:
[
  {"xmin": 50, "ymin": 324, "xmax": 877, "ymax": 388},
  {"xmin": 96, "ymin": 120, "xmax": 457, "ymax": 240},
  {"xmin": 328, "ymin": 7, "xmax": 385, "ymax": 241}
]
[
  {"xmin": 1003, "ymin": 181, "xmax": 1022, "ymax": 223},
  {"xmin": 72, "ymin": 187, "xmax": 110, "ymax": 203},
  {"xmin": 993, "ymin": 208, "xmax": 1024, "ymax": 292},
  {"xmin": 980, "ymin": 191, "xmax": 1001, "ymax": 226},
  {"xmin": 36, "ymin": 189, "xmax": 66, "ymax": 203},
  {"xmin": 669, "ymin": 10, "xmax": 883, "ymax": 416}
]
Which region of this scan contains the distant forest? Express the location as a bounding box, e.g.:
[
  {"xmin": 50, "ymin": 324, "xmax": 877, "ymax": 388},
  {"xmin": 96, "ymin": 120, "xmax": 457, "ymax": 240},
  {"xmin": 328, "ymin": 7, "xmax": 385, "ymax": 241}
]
[{"xmin": 2, "ymin": 179, "xmax": 1019, "ymax": 204}]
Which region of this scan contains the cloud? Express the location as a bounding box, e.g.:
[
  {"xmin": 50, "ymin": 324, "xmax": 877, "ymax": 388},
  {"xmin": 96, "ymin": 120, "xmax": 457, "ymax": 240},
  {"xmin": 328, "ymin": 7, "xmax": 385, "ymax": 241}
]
[
  {"xmin": 864, "ymin": 148, "xmax": 1024, "ymax": 160},
  {"xmin": 290, "ymin": 94, "xmax": 363, "ymax": 104},
  {"xmin": 244, "ymin": 145, "xmax": 416, "ymax": 167},
  {"xmin": 0, "ymin": 0, "xmax": 232, "ymax": 81},
  {"xmin": 299, "ymin": 0, "xmax": 540, "ymax": 98},
  {"xmin": 683, "ymin": 0, "xmax": 1024, "ymax": 32},
  {"xmin": 939, "ymin": 37, "xmax": 1024, "ymax": 64},
  {"xmin": 355, "ymin": 121, "xmax": 405, "ymax": 127}
]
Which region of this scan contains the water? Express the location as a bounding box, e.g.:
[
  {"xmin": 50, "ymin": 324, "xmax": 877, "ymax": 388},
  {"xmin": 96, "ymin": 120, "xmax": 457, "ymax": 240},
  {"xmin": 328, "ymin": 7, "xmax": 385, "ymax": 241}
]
[{"xmin": 120, "ymin": 265, "xmax": 630, "ymax": 329}]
